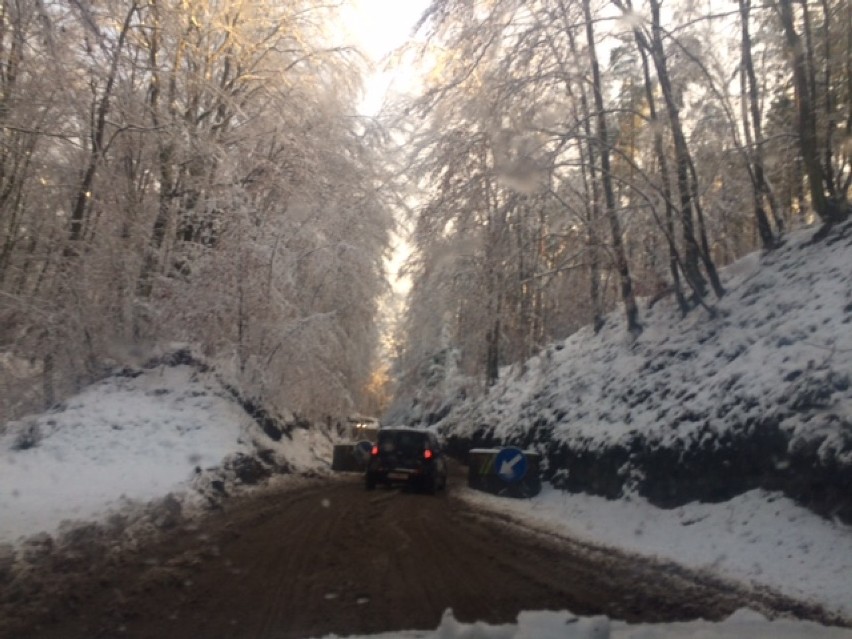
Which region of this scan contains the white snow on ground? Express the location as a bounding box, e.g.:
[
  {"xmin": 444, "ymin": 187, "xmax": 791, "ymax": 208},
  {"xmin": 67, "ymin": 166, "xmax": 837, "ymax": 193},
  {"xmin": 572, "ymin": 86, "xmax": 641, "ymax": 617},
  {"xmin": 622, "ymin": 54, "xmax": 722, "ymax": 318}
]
[
  {"xmin": 458, "ymin": 483, "xmax": 852, "ymax": 619},
  {"xmin": 311, "ymin": 608, "xmax": 852, "ymax": 638},
  {"xmin": 0, "ymin": 363, "xmax": 332, "ymax": 545}
]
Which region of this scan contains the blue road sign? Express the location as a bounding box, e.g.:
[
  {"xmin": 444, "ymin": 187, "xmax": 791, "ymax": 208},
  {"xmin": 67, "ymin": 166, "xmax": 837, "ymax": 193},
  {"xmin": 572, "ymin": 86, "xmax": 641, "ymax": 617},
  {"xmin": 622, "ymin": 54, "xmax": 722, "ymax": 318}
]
[{"xmin": 494, "ymin": 447, "xmax": 527, "ymax": 484}]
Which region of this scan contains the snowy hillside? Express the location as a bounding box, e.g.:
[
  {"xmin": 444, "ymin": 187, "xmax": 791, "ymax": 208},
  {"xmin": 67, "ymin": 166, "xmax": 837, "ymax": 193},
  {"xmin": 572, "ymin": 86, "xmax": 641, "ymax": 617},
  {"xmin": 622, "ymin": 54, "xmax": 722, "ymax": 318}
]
[
  {"xmin": 0, "ymin": 350, "xmax": 334, "ymax": 547},
  {"xmin": 421, "ymin": 221, "xmax": 852, "ymax": 523}
]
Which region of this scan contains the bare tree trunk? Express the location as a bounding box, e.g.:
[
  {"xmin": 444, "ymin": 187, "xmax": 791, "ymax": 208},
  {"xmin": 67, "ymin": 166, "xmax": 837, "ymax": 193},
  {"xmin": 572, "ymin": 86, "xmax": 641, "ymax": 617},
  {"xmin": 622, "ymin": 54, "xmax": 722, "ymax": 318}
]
[
  {"xmin": 136, "ymin": 4, "xmax": 184, "ymax": 303},
  {"xmin": 818, "ymin": 0, "xmax": 836, "ymax": 198},
  {"xmin": 775, "ymin": 0, "xmax": 848, "ymax": 224},
  {"xmin": 583, "ymin": 0, "xmax": 640, "ymax": 334},
  {"xmin": 739, "ymin": 0, "xmax": 782, "ymax": 248},
  {"xmin": 42, "ymin": 352, "xmax": 54, "ymax": 408},
  {"xmin": 687, "ymin": 156, "xmax": 725, "ymax": 297},
  {"xmin": 574, "ymin": 56, "xmax": 605, "ymax": 332},
  {"xmin": 483, "ymin": 145, "xmax": 504, "ymax": 386},
  {"xmin": 485, "ymin": 315, "xmax": 500, "ymax": 386},
  {"xmin": 645, "ymin": 0, "xmax": 706, "ymax": 301},
  {"xmin": 513, "ymin": 208, "xmax": 533, "ymax": 361},
  {"xmin": 0, "ymin": 5, "xmax": 35, "ymax": 286},
  {"xmin": 844, "ymin": 0, "xmax": 852, "ymax": 199},
  {"xmin": 67, "ymin": 2, "xmax": 137, "ymax": 246},
  {"xmin": 636, "ymin": 36, "xmax": 688, "ymax": 316},
  {"xmin": 553, "ymin": 2, "xmax": 605, "ymax": 332}
]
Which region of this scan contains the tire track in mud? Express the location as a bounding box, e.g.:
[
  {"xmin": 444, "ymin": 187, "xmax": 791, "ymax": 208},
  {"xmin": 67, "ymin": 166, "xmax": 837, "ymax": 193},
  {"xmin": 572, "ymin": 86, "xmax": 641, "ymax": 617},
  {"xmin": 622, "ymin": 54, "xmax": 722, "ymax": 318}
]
[{"xmin": 9, "ymin": 472, "xmax": 847, "ymax": 639}]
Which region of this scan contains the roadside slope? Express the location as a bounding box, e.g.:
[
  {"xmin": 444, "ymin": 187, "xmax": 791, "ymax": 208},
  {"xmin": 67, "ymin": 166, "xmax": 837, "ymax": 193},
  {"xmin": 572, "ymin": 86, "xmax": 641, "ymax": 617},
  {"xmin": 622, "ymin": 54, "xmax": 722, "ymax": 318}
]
[
  {"xmin": 0, "ymin": 349, "xmax": 333, "ymax": 548},
  {"xmin": 427, "ymin": 222, "xmax": 852, "ymax": 520}
]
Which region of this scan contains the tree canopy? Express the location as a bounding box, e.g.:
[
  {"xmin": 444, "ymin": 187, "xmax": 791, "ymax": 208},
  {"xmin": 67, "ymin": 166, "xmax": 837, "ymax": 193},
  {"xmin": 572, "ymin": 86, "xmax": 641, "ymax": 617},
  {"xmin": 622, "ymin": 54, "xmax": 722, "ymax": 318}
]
[{"xmin": 0, "ymin": 0, "xmax": 394, "ymax": 421}]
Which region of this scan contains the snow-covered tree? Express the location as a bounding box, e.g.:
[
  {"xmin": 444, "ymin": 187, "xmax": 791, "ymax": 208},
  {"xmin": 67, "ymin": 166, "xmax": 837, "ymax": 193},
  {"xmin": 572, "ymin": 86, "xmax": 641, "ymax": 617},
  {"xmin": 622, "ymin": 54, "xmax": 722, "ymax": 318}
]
[
  {"xmin": 0, "ymin": 0, "xmax": 394, "ymax": 421},
  {"xmin": 389, "ymin": 0, "xmax": 848, "ymax": 412}
]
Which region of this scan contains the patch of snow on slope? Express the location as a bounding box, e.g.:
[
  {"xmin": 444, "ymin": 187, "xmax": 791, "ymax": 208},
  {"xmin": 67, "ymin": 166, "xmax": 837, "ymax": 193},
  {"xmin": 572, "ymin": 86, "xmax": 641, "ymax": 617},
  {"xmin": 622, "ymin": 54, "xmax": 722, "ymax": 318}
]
[
  {"xmin": 458, "ymin": 483, "xmax": 852, "ymax": 619},
  {"xmin": 0, "ymin": 364, "xmax": 324, "ymax": 546}
]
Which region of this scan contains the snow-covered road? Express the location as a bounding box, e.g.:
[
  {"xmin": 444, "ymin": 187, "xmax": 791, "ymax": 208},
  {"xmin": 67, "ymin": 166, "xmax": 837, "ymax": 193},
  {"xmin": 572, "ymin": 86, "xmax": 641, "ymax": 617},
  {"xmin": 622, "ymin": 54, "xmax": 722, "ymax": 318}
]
[{"xmin": 5, "ymin": 471, "xmax": 846, "ymax": 639}]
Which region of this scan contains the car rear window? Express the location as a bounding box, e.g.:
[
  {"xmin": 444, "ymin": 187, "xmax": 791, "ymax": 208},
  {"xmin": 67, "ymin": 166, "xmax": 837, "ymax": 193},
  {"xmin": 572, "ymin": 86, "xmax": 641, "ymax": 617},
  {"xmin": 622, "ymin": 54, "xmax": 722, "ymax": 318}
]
[{"xmin": 378, "ymin": 430, "xmax": 427, "ymax": 455}]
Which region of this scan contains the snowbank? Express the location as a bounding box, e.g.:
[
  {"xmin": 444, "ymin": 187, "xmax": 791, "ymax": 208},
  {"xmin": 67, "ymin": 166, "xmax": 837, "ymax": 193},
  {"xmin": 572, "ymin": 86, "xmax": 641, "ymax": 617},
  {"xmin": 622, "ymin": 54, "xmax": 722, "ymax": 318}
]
[
  {"xmin": 459, "ymin": 483, "xmax": 852, "ymax": 619},
  {"xmin": 0, "ymin": 356, "xmax": 333, "ymax": 547},
  {"xmin": 314, "ymin": 607, "xmax": 852, "ymax": 638}
]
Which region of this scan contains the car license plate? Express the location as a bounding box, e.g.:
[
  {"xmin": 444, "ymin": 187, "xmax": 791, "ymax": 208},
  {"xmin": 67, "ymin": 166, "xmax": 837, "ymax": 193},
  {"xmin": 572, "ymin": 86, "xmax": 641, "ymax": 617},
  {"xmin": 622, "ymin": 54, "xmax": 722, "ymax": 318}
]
[{"xmin": 388, "ymin": 472, "xmax": 409, "ymax": 481}]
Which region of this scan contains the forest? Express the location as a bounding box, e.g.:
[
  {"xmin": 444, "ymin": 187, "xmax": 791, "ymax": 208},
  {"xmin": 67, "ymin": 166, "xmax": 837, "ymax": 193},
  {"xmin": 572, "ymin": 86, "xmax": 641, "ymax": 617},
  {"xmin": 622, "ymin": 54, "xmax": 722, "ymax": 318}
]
[
  {"xmin": 0, "ymin": 0, "xmax": 394, "ymax": 421},
  {"xmin": 0, "ymin": 0, "xmax": 849, "ymax": 423},
  {"xmin": 391, "ymin": 0, "xmax": 850, "ymax": 410}
]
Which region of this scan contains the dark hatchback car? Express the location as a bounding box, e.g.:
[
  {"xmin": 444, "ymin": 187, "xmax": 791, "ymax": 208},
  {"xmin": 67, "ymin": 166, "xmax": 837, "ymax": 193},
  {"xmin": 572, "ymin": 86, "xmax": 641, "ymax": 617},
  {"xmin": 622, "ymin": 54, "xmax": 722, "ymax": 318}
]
[{"xmin": 365, "ymin": 428, "xmax": 448, "ymax": 494}]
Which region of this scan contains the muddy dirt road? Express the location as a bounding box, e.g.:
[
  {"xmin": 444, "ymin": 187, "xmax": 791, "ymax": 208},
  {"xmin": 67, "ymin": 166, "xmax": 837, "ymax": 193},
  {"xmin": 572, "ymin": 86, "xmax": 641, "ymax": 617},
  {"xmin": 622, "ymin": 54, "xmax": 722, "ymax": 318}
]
[{"xmin": 4, "ymin": 472, "xmax": 836, "ymax": 639}]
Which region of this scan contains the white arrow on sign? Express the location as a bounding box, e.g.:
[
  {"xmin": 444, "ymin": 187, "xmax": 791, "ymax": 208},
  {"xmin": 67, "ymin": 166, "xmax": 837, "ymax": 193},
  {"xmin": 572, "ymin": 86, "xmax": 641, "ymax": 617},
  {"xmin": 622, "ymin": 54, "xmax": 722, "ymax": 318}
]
[{"xmin": 498, "ymin": 453, "xmax": 524, "ymax": 478}]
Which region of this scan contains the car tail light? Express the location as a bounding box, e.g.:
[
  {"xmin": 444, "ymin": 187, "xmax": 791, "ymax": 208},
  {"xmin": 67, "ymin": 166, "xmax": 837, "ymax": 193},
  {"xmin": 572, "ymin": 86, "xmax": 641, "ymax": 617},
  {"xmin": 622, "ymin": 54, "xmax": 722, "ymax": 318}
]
[
  {"xmin": 423, "ymin": 449, "xmax": 433, "ymax": 460},
  {"xmin": 371, "ymin": 445, "xmax": 379, "ymax": 456}
]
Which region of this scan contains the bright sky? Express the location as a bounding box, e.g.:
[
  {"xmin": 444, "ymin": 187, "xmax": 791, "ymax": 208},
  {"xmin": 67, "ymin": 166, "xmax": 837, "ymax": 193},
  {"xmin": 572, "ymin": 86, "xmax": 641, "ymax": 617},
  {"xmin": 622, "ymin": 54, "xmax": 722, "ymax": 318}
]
[
  {"xmin": 342, "ymin": 0, "xmax": 431, "ymax": 115},
  {"xmin": 340, "ymin": 0, "xmax": 428, "ymax": 302},
  {"xmin": 344, "ymin": 0, "xmax": 429, "ymax": 61}
]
